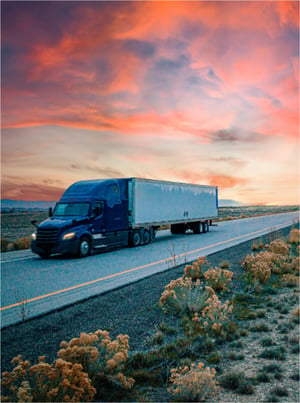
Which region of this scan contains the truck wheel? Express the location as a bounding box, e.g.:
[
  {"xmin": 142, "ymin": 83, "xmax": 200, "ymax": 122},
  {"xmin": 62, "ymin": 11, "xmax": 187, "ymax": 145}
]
[
  {"xmin": 143, "ymin": 229, "xmax": 150, "ymax": 245},
  {"xmin": 203, "ymin": 222, "xmax": 208, "ymax": 233},
  {"xmin": 192, "ymin": 222, "xmax": 202, "ymax": 234},
  {"xmin": 38, "ymin": 251, "xmax": 50, "ymax": 258},
  {"xmin": 78, "ymin": 237, "xmax": 91, "ymax": 257},
  {"xmin": 131, "ymin": 230, "xmax": 141, "ymax": 247}
]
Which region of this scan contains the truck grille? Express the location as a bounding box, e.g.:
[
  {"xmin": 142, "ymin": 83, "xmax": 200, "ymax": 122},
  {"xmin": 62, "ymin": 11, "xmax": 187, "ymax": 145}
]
[{"xmin": 37, "ymin": 228, "xmax": 59, "ymax": 247}]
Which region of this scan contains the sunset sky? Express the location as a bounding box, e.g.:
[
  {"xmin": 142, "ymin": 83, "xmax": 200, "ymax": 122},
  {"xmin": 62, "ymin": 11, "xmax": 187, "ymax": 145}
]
[{"xmin": 1, "ymin": 0, "xmax": 299, "ymax": 204}]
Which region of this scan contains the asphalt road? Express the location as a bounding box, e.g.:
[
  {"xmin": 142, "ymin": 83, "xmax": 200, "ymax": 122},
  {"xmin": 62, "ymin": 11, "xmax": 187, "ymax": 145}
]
[{"xmin": 1, "ymin": 211, "xmax": 298, "ymax": 328}]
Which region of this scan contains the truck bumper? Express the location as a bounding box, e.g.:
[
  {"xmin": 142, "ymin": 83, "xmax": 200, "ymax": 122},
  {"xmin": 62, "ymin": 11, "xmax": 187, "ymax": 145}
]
[{"xmin": 31, "ymin": 239, "xmax": 80, "ymax": 257}]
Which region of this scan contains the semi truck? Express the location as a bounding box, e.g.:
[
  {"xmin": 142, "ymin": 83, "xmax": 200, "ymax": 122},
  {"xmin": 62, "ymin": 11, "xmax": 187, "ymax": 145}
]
[{"xmin": 31, "ymin": 178, "xmax": 218, "ymax": 258}]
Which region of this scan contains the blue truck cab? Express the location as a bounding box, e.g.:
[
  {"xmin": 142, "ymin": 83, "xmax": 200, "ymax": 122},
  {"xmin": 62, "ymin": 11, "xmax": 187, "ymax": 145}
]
[{"xmin": 31, "ymin": 179, "xmax": 130, "ymax": 258}]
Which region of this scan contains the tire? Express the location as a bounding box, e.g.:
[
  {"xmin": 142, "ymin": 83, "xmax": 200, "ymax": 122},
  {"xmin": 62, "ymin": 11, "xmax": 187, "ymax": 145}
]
[
  {"xmin": 131, "ymin": 230, "xmax": 141, "ymax": 247},
  {"xmin": 38, "ymin": 251, "xmax": 50, "ymax": 258},
  {"xmin": 203, "ymin": 222, "xmax": 208, "ymax": 233},
  {"xmin": 78, "ymin": 237, "xmax": 91, "ymax": 257},
  {"xmin": 143, "ymin": 229, "xmax": 150, "ymax": 245},
  {"xmin": 192, "ymin": 222, "xmax": 202, "ymax": 234}
]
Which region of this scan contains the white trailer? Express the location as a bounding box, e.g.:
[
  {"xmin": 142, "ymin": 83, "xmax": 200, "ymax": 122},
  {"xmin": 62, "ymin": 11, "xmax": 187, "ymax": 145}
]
[{"xmin": 128, "ymin": 178, "xmax": 218, "ymax": 235}]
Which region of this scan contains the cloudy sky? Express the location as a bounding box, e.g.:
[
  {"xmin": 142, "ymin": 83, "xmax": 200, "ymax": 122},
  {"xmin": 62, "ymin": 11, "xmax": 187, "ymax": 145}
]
[{"xmin": 1, "ymin": 0, "xmax": 299, "ymax": 204}]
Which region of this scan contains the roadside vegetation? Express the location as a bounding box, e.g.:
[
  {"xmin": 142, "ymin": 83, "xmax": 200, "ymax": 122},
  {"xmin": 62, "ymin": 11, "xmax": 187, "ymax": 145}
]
[
  {"xmin": 1, "ymin": 228, "xmax": 299, "ymax": 402},
  {"xmin": 1, "ymin": 206, "xmax": 299, "ymax": 252}
]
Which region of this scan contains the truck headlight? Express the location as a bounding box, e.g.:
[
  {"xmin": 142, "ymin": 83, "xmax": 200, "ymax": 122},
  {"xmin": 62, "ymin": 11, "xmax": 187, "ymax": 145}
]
[
  {"xmin": 62, "ymin": 232, "xmax": 75, "ymax": 240},
  {"xmin": 31, "ymin": 233, "xmax": 37, "ymax": 240}
]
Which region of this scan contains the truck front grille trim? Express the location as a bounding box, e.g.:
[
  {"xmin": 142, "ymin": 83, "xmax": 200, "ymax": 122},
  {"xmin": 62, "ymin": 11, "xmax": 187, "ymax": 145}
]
[{"xmin": 36, "ymin": 228, "xmax": 59, "ymax": 247}]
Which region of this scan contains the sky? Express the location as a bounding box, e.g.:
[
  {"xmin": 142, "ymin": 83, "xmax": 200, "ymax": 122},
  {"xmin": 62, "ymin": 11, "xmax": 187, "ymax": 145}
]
[{"xmin": 1, "ymin": 0, "xmax": 299, "ymax": 205}]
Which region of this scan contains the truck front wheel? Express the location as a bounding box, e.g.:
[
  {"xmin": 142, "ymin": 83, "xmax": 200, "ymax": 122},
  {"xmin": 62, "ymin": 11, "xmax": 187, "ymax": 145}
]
[{"xmin": 78, "ymin": 237, "xmax": 91, "ymax": 257}]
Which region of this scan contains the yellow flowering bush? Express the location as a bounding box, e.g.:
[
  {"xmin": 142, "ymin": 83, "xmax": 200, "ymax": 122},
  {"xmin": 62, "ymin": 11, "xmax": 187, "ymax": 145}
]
[
  {"xmin": 159, "ymin": 276, "xmax": 215, "ymax": 316},
  {"xmin": 242, "ymin": 252, "xmax": 274, "ymax": 283},
  {"xmin": 280, "ymin": 274, "xmax": 299, "ymax": 287},
  {"xmin": 189, "ymin": 294, "xmax": 233, "ymax": 338},
  {"xmin": 265, "ymin": 239, "xmax": 289, "ymax": 255},
  {"xmin": 1, "ymin": 355, "xmax": 96, "ymax": 402},
  {"xmin": 184, "ymin": 257, "xmax": 209, "ymax": 280},
  {"xmin": 204, "ymin": 267, "xmax": 233, "ymax": 292},
  {"xmin": 58, "ymin": 330, "xmax": 135, "ymax": 390},
  {"xmin": 168, "ymin": 362, "xmax": 219, "ymax": 401},
  {"xmin": 13, "ymin": 237, "xmax": 31, "ymax": 251},
  {"xmin": 288, "ymin": 228, "xmax": 300, "ymax": 245}
]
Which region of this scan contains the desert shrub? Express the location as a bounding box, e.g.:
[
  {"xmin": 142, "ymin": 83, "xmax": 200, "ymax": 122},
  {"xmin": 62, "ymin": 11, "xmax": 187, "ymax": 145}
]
[
  {"xmin": 1, "ymin": 355, "xmax": 96, "ymax": 402},
  {"xmin": 1, "ymin": 238, "xmax": 10, "ymax": 252},
  {"xmin": 259, "ymin": 346, "xmax": 286, "ymax": 360},
  {"xmin": 290, "ymin": 372, "xmax": 300, "ymax": 381},
  {"xmin": 204, "ymin": 267, "xmax": 233, "ymax": 292},
  {"xmin": 207, "ymin": 352, "xmax": 222, "ymax": 364},
  {"xmin": 242, "ymin": 252, "xmax": 274, "ymax": 284},
  {"xmin": 227, "ymin": 351, "xmax": 245, "ymax": 361},
  {"xmin": 250, "ymin": 322, "xmax": 270, "ymax": 332},
  {"xmin": 219, "ymin": 371, "xmax": 254, "ymax": 394},
  {"xmin": 187, "ymin": 294, "xmax": 233, "ymax": 339},
  {"xmin": 159, "ymin": 277, "xmax": 215, "ymax": 316},
  {"xmin": 291, "ymin": 306, "xmax": 300, "ymax": 323},
  {"xmin": 220, "ymin": 261, "xmax": 230, "ymax": 269},
  {"xmin": 270, "ymin": 385, "xmax": 289, "ymax": 397},
  {"xmin": 58, "ymin": 330, "xmax": 135, "ymax": 390},
  {"xmin": 287, "ymin": 228, "xmax": 300, "ymax": 245},
  {"xmin": 265, "ymin": 239, "xmax": 289, "ymax": 255},
  {"xmin": 167, "ymin": 362, "xmax": 218, "ymax": 401},
  {"xmin": 260, "ymin": 337, "xmax": 276, "ymax": 347},
  {"xmin": 280, "ymin": 274, "xmax": 299, "ymax": 287},
  {"xmin": 158, "ymin": 322, "xmax": 177, "ymax": 335},
  {"xmin": 13, "ymin": 237, "xmax": 31, "ymax": 251},
  {"xmin": 184, "ymin": 257, "xmax": 209, "ymax": 280}
]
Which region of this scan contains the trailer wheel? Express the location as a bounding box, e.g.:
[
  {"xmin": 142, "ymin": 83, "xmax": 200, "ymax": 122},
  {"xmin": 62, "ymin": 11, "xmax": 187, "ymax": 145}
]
[
  {"xmin": 192, "ymin": 222, "xmax": 202, "ymax": 234},
  {"xmin": 78, "ymin": 237, "xmax": 91, "ymax": 257},
  {"xmin": 203, "ymin": 222, "xmax": 209, "ymax": 233},
  {"xmin": 143, "ymin": 229, "xmax": 150, "ymax": 245},
  {"xmin": 131, "ymin": 230, "xmax": 141, "ymax": 247}
]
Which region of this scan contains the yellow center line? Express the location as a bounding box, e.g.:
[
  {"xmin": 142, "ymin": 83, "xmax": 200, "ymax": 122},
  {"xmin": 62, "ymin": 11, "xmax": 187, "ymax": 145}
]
[{"xmin": 1, "ymin": 218, "xmax": 296, "ymax": 311}]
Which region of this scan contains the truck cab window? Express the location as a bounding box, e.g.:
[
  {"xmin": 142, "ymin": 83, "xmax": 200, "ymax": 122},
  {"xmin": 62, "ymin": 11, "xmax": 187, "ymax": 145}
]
[{"xmin": 93, "ymin": 202, "xmax": 103, "ymax": 217}]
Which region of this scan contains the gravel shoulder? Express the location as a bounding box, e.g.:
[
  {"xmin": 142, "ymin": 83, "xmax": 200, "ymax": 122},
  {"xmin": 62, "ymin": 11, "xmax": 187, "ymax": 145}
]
[{"xmin": 1, "ymin": 225, "xmax": 299, "ymax": 402}]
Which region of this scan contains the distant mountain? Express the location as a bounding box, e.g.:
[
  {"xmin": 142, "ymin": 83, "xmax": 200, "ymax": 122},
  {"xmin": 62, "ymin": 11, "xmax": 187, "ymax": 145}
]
[
  {"xmin": 1, "ymin": 198, "xmax": 244, "ymax": 211},
  {"xmin": 1, "ymin": 199, "xmax": 55, "ymax": 211},
  {"xmin": 218, "ymin": 199, "xmax": 245, "ymax": 207}
]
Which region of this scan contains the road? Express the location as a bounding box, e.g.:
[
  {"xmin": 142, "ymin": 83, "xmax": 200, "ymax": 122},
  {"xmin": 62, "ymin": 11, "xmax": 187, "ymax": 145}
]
[{"xmin": 1, "ymin": 211, "xmax": 298, "ymax": 328}]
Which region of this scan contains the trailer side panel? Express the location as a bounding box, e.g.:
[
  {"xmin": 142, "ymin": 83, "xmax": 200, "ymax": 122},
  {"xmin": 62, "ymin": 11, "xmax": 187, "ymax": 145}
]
[{"xmin": 130, "ymin": 178, "xmax": 218, "ymax": 227}]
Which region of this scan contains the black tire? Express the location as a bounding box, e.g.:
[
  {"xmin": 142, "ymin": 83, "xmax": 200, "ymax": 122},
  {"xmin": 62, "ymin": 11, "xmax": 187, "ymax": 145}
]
[
  {"xmin": 203, "ymin": 222, "xmax": 208, "ymax": 233},
  {"xmin": 38, "ymin": 251, "xmax": 50, "ymax": 258},
  {"xmin": 131, "ymin": 230, "xmax": 141, "ymax": 247},
  {"xmin": 192, "ymin": 222, "xmax": 202, "ymax": 234},
  {"xmin": 143, "ymin": 229, "xmax": 150, "ymax": 245},
  {"xmin": 78, "ymin": 237, "xmax": 91, "ymax": 257}
]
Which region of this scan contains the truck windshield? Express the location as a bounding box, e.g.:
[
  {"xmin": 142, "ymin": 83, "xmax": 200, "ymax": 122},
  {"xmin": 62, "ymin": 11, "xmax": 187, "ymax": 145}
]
[{"xmin": 53, "ymin": 202, "xmax": 90, "ymax": 217}]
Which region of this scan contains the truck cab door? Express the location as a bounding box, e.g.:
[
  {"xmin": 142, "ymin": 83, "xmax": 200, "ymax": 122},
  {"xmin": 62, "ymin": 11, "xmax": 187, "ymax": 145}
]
[
  {"xmin": 104, "ymin": 184, "xmax": 127, "ymax": 246},
  {"xmin": 90, "ymin": 201, "xmax": 107, "ymax": 248}
]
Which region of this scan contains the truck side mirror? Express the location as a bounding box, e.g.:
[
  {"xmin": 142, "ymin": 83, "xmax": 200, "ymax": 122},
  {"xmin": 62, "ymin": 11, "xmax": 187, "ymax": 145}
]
[
  {"xmin": 49, "ymin": 207, "xmax": 53, "ymax": 217},
  {"xmin": 31, "ymin": 220, "xmax": 37, "ymax": 228}
]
